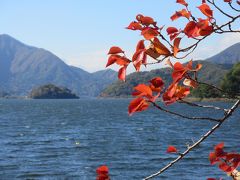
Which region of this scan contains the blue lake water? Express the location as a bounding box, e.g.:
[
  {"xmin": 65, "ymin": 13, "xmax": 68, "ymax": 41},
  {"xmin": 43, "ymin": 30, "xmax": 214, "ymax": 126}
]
[{"xmin": 0, "ymin": 99, "xmax": 239, "ymax": 180}]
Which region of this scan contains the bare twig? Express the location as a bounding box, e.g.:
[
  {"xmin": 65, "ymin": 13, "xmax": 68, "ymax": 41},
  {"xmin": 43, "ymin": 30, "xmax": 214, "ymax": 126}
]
[
  {"xmin": 144, "ymin": 99, "xmax": 240, "ymax": 180},
  {"xmin": 178, "ymin": 99, "xmax": 229, "ymax": 112},
  {"xmin": 207, "ymin": 0, "xmax": 234, "ymax": 19},
  {"xmin": 151, "ymin": 101, "xmax": 220, "ymax": 122},
  {"xmin": 228, "ymin": 2, "xmax": 240, "ymax": 12}
]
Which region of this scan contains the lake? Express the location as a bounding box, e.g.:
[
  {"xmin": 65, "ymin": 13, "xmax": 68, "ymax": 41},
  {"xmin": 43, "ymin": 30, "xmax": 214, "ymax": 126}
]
[{"xmin": 0, "ymin": 99, "xmax": 239, "ymax": 179}]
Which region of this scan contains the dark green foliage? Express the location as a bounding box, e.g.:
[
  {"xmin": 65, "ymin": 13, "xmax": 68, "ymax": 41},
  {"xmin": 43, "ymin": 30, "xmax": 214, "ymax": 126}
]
[
  {"xmin": 191, "ymin": 84, "xmax": 222, "ymax": 98},
  {"xmin": 29, "ymin": 84, "xmax": 79, "ymax": 99},
  {"xmin": 221, "ymin": 62, "xmax": 240, "ymax": 97}
]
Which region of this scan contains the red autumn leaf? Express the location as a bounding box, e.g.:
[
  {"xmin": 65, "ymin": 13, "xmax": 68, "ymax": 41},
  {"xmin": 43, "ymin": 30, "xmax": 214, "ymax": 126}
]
[
  {"xmin": 237, "ymin": 0, "xmax": 240, "ymax": 5},
  {"xmin": 176, "ymin": 0, "xmax": 188, "ymax": 6},
  {"xmin": 150, "ymin": 77, "xmax": 164, "ymax": 89},
  {"xmin": 163, "ymin": 83, "xmax": 190, "ymax": 105},
  {"xmin": 115, "ymin": 56, "xmax": 131, "ymax": 66},
  {"xmin": 132, "ymin": 40, "xmax": 147, "ymax": 71},
  {"xmin": 136, "ymin": 14, "xmax": 156, "ymax": 26},
  {"xmin": 133, "ymin": 84, "xmax": 153, "ymax": 97},
  {"xmin": 167, "ymin": 145, "xmax": 178, "ymax": 153},
  {"xmin": 184, "ymin": 21, "xmax": 199, "ymax": 38},
  {"xmin": 132, "ymin": 50, "xmax": 146, "ymax": 71},
  {"xmin": 141, "ymin": 27, "xmax": 159, "ymax": 40},
  {"xmin": 172, "ymin": 62, "xmax": 186, "ymax": 82},
  {"xmin": 118, "ymin": 66, "xmax": 127, "ymax": 81},
  {"xmin": 209, "ymin": 152, "xmax": 218, "ymax": 165},
  {"xmin": 219, "ymin": 162, "xmax": 234, "ymax": 173},
  {"xmin": 136, "ymin": 40, "xmax": 145, "ymax": 51},
  {"xmin": 198, "ymin": 3, "xmax": 213, "ymax": 18},
  {"xmin": 173, "ymin": 37, "xmax": 181, "ymax": 57},
  {"xmin": 145, "ymin": 48, "xmax": 161, "ymax": 59},
  {"xmin": 106, "ymin": 55, "xmax": 121, "ymax": 67},
  {"xmin": 224, "ymin": 0, "xmax": 231, "ymax": 2},
  {"xmin": 96, "ymin": 165, "xmax": 109, "ymax": 175},
  {"xmin": 166, "ymin": 27, "xmax": 179, "ymax": 35},
  {"xmin": 108, "ymin": 46, "xmax": 124, "ymax": 55},
  {"xmin": 214, "ymin": 142, "xmax": 224, "ymax": 151},
  {"xmin": 126, "ymin": 21, "xmax": 143, "ymax": 31},
  {"xmin": 152, "ymin": 37, "xmax": 171, "ymax": 56},
  {"xmin": 171, "ymin": 9, "xmax": 191, "ymax": 21},
  {"xmin": 96, "ymin": 165, "xmax": 110, "ymax": 180},
  {"xmin": 128, "ymin": 97, "xmax": 149, "ymax": 115}
]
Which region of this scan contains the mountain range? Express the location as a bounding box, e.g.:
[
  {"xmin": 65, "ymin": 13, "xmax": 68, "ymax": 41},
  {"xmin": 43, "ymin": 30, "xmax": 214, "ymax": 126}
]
[
  {"xmin": 0, "ymin": 34, "xmax": 117, "ymax": 96},
  {"xmin": 101, "ymin": 43, "xmax": 240, "ymax": 97}
]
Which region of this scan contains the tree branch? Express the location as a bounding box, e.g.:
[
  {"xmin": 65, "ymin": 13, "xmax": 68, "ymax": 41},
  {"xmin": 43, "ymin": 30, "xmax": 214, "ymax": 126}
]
[
  {"xmin": 144, "ymin": 99, "xmax": 240, "ymax": 180},
  {"xmin": 151, "ymin": 101, "xmax": 220, "ymax": 122},
  {"xmin": 177, "ymin": 99, "xmax": 229, "ymax": 112}
]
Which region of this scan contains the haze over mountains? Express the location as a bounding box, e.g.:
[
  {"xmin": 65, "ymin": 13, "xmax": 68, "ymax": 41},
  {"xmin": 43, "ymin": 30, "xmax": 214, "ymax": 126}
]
[
  {"xmin": 0, "ymin": 34, "xmax": 239, "ymax": 97},
  {"xmin": 0, "ymin": 34, "xmax": 117, "ymax": 96}
]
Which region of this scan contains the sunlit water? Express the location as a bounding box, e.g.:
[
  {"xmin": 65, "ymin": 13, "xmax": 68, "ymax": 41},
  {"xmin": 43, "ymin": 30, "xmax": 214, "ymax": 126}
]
[{"xmin": 0, "ymin": 99, "xmax": 239, "ymax": 179}]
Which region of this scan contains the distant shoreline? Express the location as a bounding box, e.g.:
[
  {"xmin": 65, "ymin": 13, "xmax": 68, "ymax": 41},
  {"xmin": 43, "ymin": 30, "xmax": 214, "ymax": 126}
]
[
  {"xmin": 0, "ymin": 96, "xmax": 237, "ymax": 102},
  {"xmin": 98, "ymin": 96, "xmax": 237, "ymax": 102}
]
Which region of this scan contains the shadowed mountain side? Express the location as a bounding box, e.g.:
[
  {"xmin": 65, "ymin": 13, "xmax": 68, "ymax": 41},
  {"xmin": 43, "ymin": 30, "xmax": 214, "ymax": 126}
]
[
  {"xmin": 0, "ymin": 34, "xmax": 117, "ymax": 96},
  {"xmin": 206, "ymin": 43, "xmax": 240, "ymax": 64}
]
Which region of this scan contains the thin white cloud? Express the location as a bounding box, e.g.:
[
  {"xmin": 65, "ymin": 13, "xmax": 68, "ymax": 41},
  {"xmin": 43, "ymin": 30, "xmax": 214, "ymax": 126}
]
[{"xmin": 192, "ymin": 33, "xmax": 240, "ymax": 60}]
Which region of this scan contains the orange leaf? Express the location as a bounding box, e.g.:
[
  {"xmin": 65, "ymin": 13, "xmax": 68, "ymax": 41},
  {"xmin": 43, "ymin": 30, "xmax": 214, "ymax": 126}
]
[
  {"xmin": 118, "ymin": 66, "xmax": 127, "ymax": 81},
  {"xmin": 184, "ymin": 21, "xmax": 199, "ymax": 38},
  {"xmin": 136, "ymin": 14, "xmax": 156, "ymax": 26},
  {"xmin": 141, "ymin": 27, "xmax": 159, "ymax": 40},
  {"xmin": 198, "ymin": 3, "xmax": 213, "ymax": 18},
  {"xmin": 167, "ymin": 145, "xmax": 178, "ymax": 153},
  {"xmin": 128, "ymin": 97, "xmax": 149, "ymax": 115},
  {"xmin": 145, "ymin": 48, "xmax": 160, "ymax": 59},
  {"xmin": 173, "ymin": 37, "xmax": 181, "ymax": 57},
  {"xmin": 176, "ymin": 0, "xmax": 188, "ymax": 6},
  {"xmin": 149, "ymin": 77, "xmax": 164, "ymax": 92},
  {"xmin": 108, "ymin": 46, "xmax": 124, "ymax": 55},
  {"xmin": 166, "ymin": 27, "xmax": 178, "ymax": 35},
  {"xmin": 106, "ymin": 55, "xmax": 121, "ymax": 67},
  {"xmin": 115, "ymin": 56, "xmax": 131, "ymax": 66},
  {"xmin": 171, "ymin": 9, "xmax": 191, "ymax": 21},
  {"xmin": 136, "ymin": 40, "xmax": 145, "ymax": 51},
  {"xmin": 152, "ymin": 37, "xmax": 171, "ymax": 56},
  {"xmin": 126, "ymin": 21, "xmax": 143, "ymax": 31},
  {"xmin": 134, "ymin": 84, "xmax": 153, "ymax": 97},
  {"xmin": 96, "ymin": 165, "xmax": 109, "ymax": 175}
]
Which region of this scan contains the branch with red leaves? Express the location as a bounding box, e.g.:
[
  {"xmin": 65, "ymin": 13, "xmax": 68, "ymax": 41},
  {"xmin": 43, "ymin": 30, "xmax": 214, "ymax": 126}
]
[
  {"xmin": 144, "ymin": 99, "xmax": 240, "ymax": 180},
  {"xmin": 104, "ymin": 0, "xmax": 240, "ymax": 179}
]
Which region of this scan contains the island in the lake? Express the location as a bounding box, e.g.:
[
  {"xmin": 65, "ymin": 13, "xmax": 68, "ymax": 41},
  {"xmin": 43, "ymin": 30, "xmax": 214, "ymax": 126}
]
[{"xmin": 29, "ymin": 84, "xmax": 79, "ymax": 99}]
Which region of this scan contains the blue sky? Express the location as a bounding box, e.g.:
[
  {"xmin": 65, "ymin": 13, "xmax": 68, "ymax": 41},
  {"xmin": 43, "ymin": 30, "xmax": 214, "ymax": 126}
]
[{"xmin": 0, "ymin": 0, "xmax": 239, "ymax": 72}]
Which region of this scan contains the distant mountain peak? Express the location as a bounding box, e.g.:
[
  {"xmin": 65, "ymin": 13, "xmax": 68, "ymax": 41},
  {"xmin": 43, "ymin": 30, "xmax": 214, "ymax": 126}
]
[
  {"xmin": 0, "ymin": 34, "xmax": 117, "ymax": 96},
  {"xmin": 206, "ymin": 42, "xmax": 240, "ymax": 64}
]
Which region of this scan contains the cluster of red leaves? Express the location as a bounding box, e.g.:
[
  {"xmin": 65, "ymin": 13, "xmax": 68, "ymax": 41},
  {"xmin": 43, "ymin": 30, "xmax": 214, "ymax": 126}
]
[
  {"xmin": 106, "ymin": 1, "xmax": 212, "ymax": 85},
  {"xmin": 128, "ymin": 59, "xmax": 202, "ymax": 115},
  {"xmin": 128, "ymin": 77, "xmax": 164, "ymax": 115},
  {"xmin": 209, "ymin": 143, "xmax": 240, "ymax": 174},
  {"xmin": 170, "ymin": 0, "xmax": 214, "ymax": 39},
  {"xmin": 96, "ymin": 165, "xmax": 110, "ymax": 180}
]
